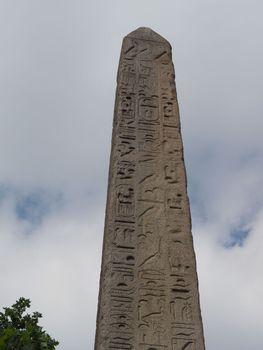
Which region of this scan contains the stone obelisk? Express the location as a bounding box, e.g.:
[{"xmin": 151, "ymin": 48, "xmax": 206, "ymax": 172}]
[{"xmin": 95, "ymin": 28, "xmax": 205, "ymax": 350}]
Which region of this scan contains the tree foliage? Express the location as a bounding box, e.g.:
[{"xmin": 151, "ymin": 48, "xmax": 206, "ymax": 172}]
[{"xmin": 0, "ymin": 297, "xmax": 59, "ymax": 350}]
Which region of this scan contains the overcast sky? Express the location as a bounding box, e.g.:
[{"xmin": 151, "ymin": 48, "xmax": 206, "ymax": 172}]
[{"xmin": 0, "ymin": 1, "xmax": 263, "ymax": 349}]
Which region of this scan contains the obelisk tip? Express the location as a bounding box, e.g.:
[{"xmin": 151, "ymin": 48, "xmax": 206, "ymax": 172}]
[{"xmin": 126, "ymin": 27, "xmax": 170, "ymax": 45}]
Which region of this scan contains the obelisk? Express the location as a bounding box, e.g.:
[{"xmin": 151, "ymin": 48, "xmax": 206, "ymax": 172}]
[{"xmin": 95, "ymin": 28, "xmax": 205, "ymax": 350}]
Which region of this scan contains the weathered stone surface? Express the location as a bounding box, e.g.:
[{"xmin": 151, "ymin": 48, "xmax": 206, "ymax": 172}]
[{"xmin": 95, "ymin": 27, "xmax": 205, "ymax": 350}]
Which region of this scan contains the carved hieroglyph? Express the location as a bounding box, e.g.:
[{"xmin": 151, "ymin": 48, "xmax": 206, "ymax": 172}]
[{"xmin": 95, "ymin": 28, "xmax": 205, "ymax": 350}]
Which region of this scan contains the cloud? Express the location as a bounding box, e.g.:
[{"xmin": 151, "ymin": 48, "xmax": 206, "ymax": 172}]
[
  {"xmin": 0, "ymin": 1, "xmax": 263, "ymax": 349},
  {"xmin": 195, "ymin": 207, "xmax": 263, "ymax": 350},
  {"xmin": 0, "ymin": 186, "xmax": 103, "ymax": 349}
]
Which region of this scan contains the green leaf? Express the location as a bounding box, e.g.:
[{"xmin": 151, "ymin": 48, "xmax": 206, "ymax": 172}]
[{"xmin": 0, "ymin": 298, "xmax": 59, "ymax": 349}]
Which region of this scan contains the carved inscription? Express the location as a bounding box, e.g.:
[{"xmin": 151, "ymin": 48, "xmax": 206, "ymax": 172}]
[
  {"xmin": 172, "ymin": 338, "xmax": 196, "ymax": 350},
  {"xmin": 116, "ymin": 184, "xmax": 135, "ymax": 217}
]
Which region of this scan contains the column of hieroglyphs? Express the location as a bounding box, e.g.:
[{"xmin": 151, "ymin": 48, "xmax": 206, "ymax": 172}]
[{"xmin": 95, "ymin": 27, "xmax": 205, "ymax": 350}]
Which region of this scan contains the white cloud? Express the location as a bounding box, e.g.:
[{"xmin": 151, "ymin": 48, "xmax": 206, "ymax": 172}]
[
  {"xmin": 195, "ymin": 207, "xmax": 263, "ymax": 349},
  {"xmin": 0, "ymin": 1, "xmax": 263, "ymax": 349},
  {"xmin": 0, "ymin": 189, "xmax": 103, "ymax": 349}
]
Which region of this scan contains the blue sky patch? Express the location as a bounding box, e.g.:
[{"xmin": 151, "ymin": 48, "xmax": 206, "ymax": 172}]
[
  {"xmin": 15, "ymin": 190, "xmax": 63, "ymax": 225},
  {"xmin": 224, "ymin": 227, "xmax": 250, "ymax": 248}
]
